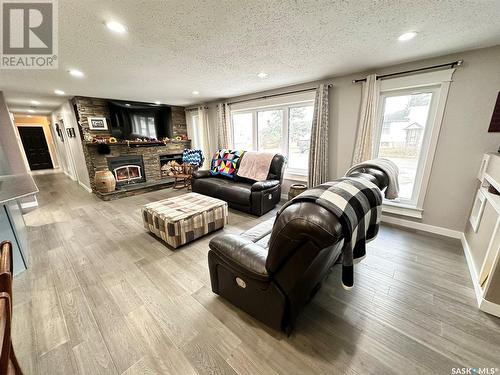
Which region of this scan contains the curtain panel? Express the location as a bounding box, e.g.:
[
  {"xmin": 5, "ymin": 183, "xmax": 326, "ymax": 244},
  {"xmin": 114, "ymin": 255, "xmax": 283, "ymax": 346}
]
[
  {"xmin": 185, "ymin": 106, "xmax": 213, "ymax": 169},
  {"xmin": 308, "ymin": 84, "xmax": 330, "ymax": 188},
  {"xmin": 185, "ymin": 109, "xmax": 196, "ymax": 144},
  {"xmin": 197, "ymin": 106, "xmax": 213, "ymax": 169},
  {"xmin": 216, "ymin": 102, "xmax": 233, "ymax": 149},
  {"xmin": 352, "ymin": 74, "xmax": 379, "ymax": 164}
]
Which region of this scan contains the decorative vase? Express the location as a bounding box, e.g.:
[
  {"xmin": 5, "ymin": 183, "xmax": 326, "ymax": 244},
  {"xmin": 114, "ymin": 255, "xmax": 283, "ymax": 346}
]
[
  {"xmin": 95, "ymin": 169, "xmax": 116, "ymax": 193},
  {"xmin": 288, "ymin": 183, "xmax": 308, "ymax": 200}
]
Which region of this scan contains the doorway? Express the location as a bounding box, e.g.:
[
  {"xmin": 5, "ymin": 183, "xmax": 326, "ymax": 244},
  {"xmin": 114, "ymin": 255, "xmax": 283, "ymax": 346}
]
[{"xmin": 18, "ymin": 126, "xmax": 54, "ymax": 170}]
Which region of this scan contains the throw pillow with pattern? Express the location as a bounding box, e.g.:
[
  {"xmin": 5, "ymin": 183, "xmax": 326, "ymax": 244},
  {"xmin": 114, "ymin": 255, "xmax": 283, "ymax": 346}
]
[{"xmin": 210, "ymin": 149, "xmax": 245, "ymax": 178}]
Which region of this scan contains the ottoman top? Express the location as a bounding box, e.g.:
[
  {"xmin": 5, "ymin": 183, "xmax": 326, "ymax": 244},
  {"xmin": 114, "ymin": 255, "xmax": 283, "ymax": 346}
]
[{"xmin": 142, "ymin": 192, "xmax": 227, "ymax": 223}]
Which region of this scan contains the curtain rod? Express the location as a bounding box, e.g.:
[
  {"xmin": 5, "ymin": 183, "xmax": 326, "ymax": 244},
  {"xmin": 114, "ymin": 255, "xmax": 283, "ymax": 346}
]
[
  {"xmin": 228, "ymin": 83, "xmax": 333, "ymax": 106},
  {"xmin": 185, "ymin": 106, "xmax": 208, "ymax": 112},
  {"xmin": 352, "ymin": 60, "xmax": 463, "ymax": 83}
]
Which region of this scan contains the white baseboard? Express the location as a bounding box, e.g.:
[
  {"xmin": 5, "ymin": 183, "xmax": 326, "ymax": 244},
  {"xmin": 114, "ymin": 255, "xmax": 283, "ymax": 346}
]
[
  {"xmin": 78, "ymin": 180, "xmax": 92, "ymax": 193},
  {"xmin": 20, "ymin": 197, "xmax": 38, "ymax": 210},
  {"xmin": 479, "ymin": 296, "xmax": 500, "ymax": 316},
  {"xmin": 29, "ymin": 168, "xmax": 62, "ymax": 176},
  {"xmin": 381, "ymin": 214, "xmax": 462, "ymax": 239},
  {"xmin": 63, "ymin": 170, "xmax": 77, "ymax": 181}
]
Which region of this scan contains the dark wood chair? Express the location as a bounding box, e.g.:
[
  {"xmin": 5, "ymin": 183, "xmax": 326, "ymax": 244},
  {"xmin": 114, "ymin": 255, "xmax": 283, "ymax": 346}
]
[
  {"xmin": 172, "ymin": 164, "xmax": 195, "ymax": 190},
  {"xmin": 0, "ymin": 241, "xmax": 23, "ymax": 375}
]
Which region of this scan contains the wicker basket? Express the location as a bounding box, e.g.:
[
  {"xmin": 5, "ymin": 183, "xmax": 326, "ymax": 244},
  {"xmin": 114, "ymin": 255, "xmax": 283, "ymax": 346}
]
[{"xmin": 288, "ymin": 183, "xmax": 308, "ymax": 200}]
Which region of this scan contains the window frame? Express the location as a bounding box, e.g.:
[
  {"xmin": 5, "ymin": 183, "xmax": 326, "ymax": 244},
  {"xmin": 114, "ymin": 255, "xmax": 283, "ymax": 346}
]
[
  {"xmin": 373, "ymin": 68, "xmax": 455, "ymax": 216},
  {"xmin": 375, "ymin": 85, "xmax": 440, "ymax": 207},
  {"xmin": 231, "ymin": 99, "xmax": 314, "ymax": 176}
]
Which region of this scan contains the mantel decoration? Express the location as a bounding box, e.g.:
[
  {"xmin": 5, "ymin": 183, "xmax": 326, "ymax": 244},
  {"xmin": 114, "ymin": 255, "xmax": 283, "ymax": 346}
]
[{"xmin": 88, "ymin": 116, "xmax": 108, "ymax": 130}]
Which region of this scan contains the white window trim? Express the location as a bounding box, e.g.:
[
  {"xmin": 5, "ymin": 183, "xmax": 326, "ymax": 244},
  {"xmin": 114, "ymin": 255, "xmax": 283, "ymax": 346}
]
[
  {"xmin": 376, "ymin": 68, "xmax": 455, "ymax": 218},
  {"xmin": 382, "ymin": 200, "xmax": 423, "ymax": 219},
  {"xmin": 231, "ymin": 92, "xmax": 315, "ymax": 177},
  {"xmin": 284, "ymin": 171, "xmax": 308, "ymax": 181}
]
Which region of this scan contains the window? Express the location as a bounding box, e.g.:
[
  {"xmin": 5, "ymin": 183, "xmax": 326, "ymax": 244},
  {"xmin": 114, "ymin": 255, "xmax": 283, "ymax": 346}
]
[
  {"xmin": 376, "ymin": 90, "xmax": 434, "ymax": 203},
  {"xmin": 231, "ymin": 94, "xmax": 314, "ymax": 176},
  {"xmin": 373, "ymin": 67, "xmax": 454, "ymax": 213},
  {"xmin": 288, "ymin": 106, "xmax": 313, "ymax": 171},
  {"xmin": 233, "ymin": 112, "xmax": 253, "ymax": 150},
  {"xmin": 257, "ymin": 110, "xmax": 284, "ymax": 154},
  {"xmin": 131, "ymin": 114, "xmax": 156, "ymax": 138}
]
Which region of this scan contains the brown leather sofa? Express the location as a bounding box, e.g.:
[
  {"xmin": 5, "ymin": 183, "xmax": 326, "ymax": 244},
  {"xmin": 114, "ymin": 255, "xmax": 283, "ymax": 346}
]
[
  {"xmin": 207, "ymin": 166, "xmax": 389, "ymax": 333},
  {"xmin": 192, "ymin": 154, "xmax": 286, "ymax": 216}
]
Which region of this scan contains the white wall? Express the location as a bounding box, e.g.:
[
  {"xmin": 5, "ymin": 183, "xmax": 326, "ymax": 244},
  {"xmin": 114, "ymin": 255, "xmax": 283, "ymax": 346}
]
[
  {"xmin": 203, "ymin": 45, "xmax": 500, "ymax": 232},
  {"xmin": 0, "ymin": 92, "xmax": 29, "ymax": 175},
  {"xmin": 0, "ymin": 91, "xmax": 38, "ymax": 208},
  {"xmin": 51, "ymin": 101, "xmax": 91, "ymax": 191}
]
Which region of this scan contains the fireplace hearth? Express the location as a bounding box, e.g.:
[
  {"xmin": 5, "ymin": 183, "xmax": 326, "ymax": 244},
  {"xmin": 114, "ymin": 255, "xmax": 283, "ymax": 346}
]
[{"xmin": 107, "ymin": 155, "xmax": 146, "ymax": 186}]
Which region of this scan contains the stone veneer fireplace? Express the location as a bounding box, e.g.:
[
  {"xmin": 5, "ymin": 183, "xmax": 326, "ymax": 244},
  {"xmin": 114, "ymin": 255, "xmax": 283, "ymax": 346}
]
[{"xmin": 71, "ymin": 95, "xmax": 190, "ymax": 199}]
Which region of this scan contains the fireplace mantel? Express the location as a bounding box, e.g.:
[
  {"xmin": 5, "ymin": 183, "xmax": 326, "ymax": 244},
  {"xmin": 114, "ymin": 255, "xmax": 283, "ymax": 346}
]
[{"xmin": 84, "ymin": 140, "xmax": 190, "ymax": 148}]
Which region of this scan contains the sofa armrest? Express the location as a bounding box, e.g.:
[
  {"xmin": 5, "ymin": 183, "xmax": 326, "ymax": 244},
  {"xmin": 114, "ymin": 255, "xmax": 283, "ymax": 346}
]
[
  {"xmin": 209, "ymin": 234, "xmax": 268, "ymax": 278},
  {"xmin": 251, "ymin": 180, "xmax": 280, "ymax": 192},
  {"xmin": 193, "ymin": 170, "xmax": 211, "ymax": 179}
]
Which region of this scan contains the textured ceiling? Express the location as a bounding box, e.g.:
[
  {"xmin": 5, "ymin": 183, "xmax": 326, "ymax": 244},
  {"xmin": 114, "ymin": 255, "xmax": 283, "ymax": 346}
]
[{"xmin": 2, "ymin": 0, "xmax": 500, "ymax": 115}]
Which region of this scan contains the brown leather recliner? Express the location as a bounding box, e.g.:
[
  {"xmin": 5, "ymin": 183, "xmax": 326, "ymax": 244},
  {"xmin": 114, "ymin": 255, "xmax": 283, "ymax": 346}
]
[
  {"xmin": 208, "ymin": 166, "xmax": 389, "ymax": 332},
  {"xmin": 192, "ymin": 154, "xmax": 286, "ymax": 216}
]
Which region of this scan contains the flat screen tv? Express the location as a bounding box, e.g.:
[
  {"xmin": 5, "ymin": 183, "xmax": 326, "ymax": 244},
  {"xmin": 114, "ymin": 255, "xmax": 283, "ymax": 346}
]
[{"xmin": 107, "ymin": 100, "xmax": 173, "ymax": 140}]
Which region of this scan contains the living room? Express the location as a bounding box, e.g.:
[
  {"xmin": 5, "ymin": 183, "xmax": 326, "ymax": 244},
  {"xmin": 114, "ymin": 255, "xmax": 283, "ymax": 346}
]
[{"xmin": 1, "ymin": 1, "xmax": 500, "ymax": 374}]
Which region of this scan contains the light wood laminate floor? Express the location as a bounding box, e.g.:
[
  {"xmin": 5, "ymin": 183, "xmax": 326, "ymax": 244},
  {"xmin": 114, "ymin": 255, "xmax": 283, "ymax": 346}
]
[{"xmin": 12, "ymin": 173, "xmax": 500, "ymax": 374}]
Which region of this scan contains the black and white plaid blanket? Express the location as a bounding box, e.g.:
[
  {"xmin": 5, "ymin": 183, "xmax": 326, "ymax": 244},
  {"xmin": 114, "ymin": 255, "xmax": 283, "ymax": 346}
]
[{"xmin": 283, "ymin": 176, "xmax": 382, "ymax": 289}]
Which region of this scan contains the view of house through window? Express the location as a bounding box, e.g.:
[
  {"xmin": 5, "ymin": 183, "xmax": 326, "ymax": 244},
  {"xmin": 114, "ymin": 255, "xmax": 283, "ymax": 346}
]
[
  {"xmin": 231, "ymin": 102, "xmax": 314, "ymax": 175},
  {"xmin": 376, "ymin": 90, "xmax": 434, "ymax": 202}
]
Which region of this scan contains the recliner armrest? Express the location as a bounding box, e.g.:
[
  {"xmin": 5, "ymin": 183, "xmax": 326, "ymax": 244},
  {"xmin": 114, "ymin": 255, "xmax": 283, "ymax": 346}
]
[
  {"xmin": 209, "ymin": 234, "xmax": 268, "ymax": 278},
  {"xmin": 251, "ymin": 180, "xmax": 280, "ymax": 192},
  {"xmin": 193, "ymin": 170, "xmax": 211, "ymax": 179}
]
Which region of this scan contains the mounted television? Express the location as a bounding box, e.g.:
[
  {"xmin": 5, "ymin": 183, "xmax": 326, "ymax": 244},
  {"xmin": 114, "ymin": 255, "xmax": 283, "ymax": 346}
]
[{"xmin": 107, "ymin": 100, "xmax": 173, "ymax": 140}]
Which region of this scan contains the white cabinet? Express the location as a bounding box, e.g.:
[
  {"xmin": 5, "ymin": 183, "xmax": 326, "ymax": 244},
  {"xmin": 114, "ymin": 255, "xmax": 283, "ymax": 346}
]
[{"xmin": 464, "ymin": 153, "xmax": 500, "ymax": 317}]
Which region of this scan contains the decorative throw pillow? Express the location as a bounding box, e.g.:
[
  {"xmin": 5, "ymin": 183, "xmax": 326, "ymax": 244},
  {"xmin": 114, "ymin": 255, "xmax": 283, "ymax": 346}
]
[{"xmin": 210, "ymin": 149, "xmax": 245, "ymax": 178}]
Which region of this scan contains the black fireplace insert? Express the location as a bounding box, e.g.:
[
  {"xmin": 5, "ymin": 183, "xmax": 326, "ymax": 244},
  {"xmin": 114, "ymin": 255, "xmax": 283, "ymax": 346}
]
[{"xmin": 107, "ymin": 155, "xmax": 146, "ymax": 186}]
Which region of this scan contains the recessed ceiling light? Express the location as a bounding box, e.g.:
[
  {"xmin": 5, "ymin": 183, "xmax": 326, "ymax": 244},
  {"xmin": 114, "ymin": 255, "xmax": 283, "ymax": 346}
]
[
  {"xmin": 30, "ymin": 100, "xmax": 40, "ymax": 105},
  {"xmin": 28, "ymin": 109, "xmax": 35, "ymax": 113},
  {"xmin": 257, "ymin": 72, "xmax": 268, "ymax": 79},
  {"xmin": 54, "ymin": 89, "xmax": 65, "ymax": 95},
  {"xmin": 68, "ymin": 69, "xmax": 85, "ymax": 78},
  {"xmin": 192, "ymin": 91, "xmax": 199, "ymax": 95},
  {"xmin": 154, "ymin": 101, "xmax": 161, "ymax": 105},
  {"xmin": 125, "ymin": 103, "xmax": 131, "ymax": 106},
  {"xmin": 398, "ymin": 32, "xmax": 417, "ymax": 41},
  {"xmin": 105, "ymin": 20, "xmax": 127, "ymax": 34}
]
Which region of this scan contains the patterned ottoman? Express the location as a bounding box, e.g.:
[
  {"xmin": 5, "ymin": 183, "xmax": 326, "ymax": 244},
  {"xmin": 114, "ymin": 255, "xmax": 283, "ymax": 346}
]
[{"xmin": 142, "ymin": 193, "xmax": 228, "ymax": 248}]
